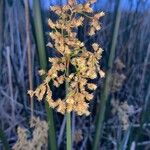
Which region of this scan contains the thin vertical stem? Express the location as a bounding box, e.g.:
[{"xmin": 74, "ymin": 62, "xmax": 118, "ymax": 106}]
[
  {"xmin": 33, "ymin": 0, "xmax": 57, "ymax": 150},
  {"xmin": 92, "ymin": 0, "xmax": 121, "ymax": 149},
  {"xmin": 66, "ymin": 56, "xmax": 72, "ymax": 150},
  {"xmin": 66, "ymin": 113, "xmax": 72, "ymax": 150}
]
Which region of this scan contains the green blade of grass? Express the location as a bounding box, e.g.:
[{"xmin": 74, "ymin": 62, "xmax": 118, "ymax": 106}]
[
  {"xmin": 32, "ymin": 0, "xmax": 57, "ymax": 149},
  {"xmin": 92, "ymin": 0, "xmax": 121, "ymax": 149}
]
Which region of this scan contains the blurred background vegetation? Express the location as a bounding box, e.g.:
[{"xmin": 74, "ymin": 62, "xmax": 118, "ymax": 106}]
[{"xmin": 0, "ymin": 0, "xmax": 150, "ymax": 150}]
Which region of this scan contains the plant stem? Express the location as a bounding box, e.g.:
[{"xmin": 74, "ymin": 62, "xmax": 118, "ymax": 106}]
[
  {"xmin": 66, "ymin": 113, "xmax": 72, "ymax": 150},
  {"xmin": 92, "ymin": 0, "xmax": 121, "ymax": 149},
  {"xmin": 33, "ymin": 0, "xmax": 57, "ymax": 150},
  {"xmin": 66, "ymin": 56, "xmax": 72, "ymax": 150}
]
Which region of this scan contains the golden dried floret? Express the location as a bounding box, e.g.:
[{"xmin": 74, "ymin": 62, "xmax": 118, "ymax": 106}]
[
  {"xmin": 69, "ymin": 73, "xmax": 74, "ymax": 79},
  {"xmin": 77, "ymin": 93, "xmax": 85, "ymax": 101},
  {"xmin": 35, "ymin": 84, "xmax": 46, "ymax": 101},
  {"xmin": 94, "ymin": 12, "xmax": 105, "ymax": 20},
  {"xmin": 67, "ymin": 103, "xmax": 74, "ymax": 112},
  {"xmin": 92, "ymin": 43, "xmax": 99, "ymax": 51},
  {"xmin": 38, "ymin": 69, "xmax": 46, "ymax": 76},
  {"xmin": 87, "ymin": 83, "xmax": 97, "ymax": 90},
  {"xmin": 70, "ymin": 81, "xmax": 77, "ymax": 88},
  {"xmin": 86, "ymin": 93, "xmax": 94, "ymax": 101},
  {"xmin": 91, "ymin": 20, "xmax": 101, "ymax": 30},
  {"xmin": 68, "ymin": 0, "xmax": 75, "ymax": 6},
  {"xmin": 89, "ymin": 26, "xmax": 95, "ymax": 36},
  {"xmin": 83, "ymin": 2, "xmax": 93, "ymax": 13},
  {"xmin": 48, "ymin": 18, "xmax": 55, "ymax": 28},
  {"xmin": 74, "ymin": 4, "xmax": 83, "ymax": 12},
  {"xmin": 56, "ymin": 99, "xmax": 66, "ymax": 114},
  {"xmin": 62, "ymin": 5, "xmax": 71, "ymax": 11},
  {"xmin": 50, "ymin": 6, "xmax": 62, "ymax": 14},
  {"xmin": 99, "ymin": 70, "xmax": 105, "ymax": 78},
  {"xmin": 66, "ymin": 96, "xmax": 74, "ymax": 104},
  {"xmin": 87, "ymin": 70, "xmax": 97, "ymax": 79},
  {"xmin": 65, "ymin": 45, "xmax": 71, "ymax": 55},
  {"xmin": 27, "ymin": 90, "xmax": 34, "ymax": 97},
  {"xmin": 47, "ymin": 100, "xmax": 57, "ymax": 108},
  {"xmin": 75, "ymin": 17, "xmax": 84, "ymax": 27},
  {"xmin": 57, "ymin": 75, "xmax": 65, "ymax": 84}
]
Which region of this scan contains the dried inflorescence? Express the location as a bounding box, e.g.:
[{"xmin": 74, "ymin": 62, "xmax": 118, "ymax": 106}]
[
  {"xmin": 28, "ymin": 0, "xmax": 105, "ymax": 116},
  {"xmin": 111, "ymin": 72, "xmax": 126, "ymax": 93},
  {"xmin": 74, "ymin": 129, "xmax": 83, "ymax": 144},
  {"xmin": 13, "ymin": 117, "xmax": 48, "ymax": 150},
  {"xmin": 111, "ymin": 99, "xmax": 134, "ymax": 130},
  {"xmin": 111, "ymin": 59, "xmax": 126, "ymax": 93}
]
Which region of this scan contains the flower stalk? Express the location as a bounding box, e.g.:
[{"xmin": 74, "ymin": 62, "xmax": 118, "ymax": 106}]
[
  {"xmin": 66, "ymin": 55, "xmax": 72, "ymax": 150},
  {"xmin": 66, "ymin": 113, "xmax": 72, "ymax": 150}
]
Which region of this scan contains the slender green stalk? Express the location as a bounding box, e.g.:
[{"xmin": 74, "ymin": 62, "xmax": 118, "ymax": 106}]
[
  {"xmin": 66, "ymin": 113, "xmax": 72, "ymax": 150},
  {"xmin": 66, "ymin": 57, "xmax": 72, "ymax": 150},
  {"xmin": 92, "ymin": 1, "xmax": 121, "ymax": 149},
  {"xmin": 33, "ymin": 0, "xmax": 47, "ymax": 70},
  {"xmin": 0, "ymin": 128, "xmax": 10, "ymax": 150},
  {"xmin": 32, "ymin": 0, "xmax": 57, "ymax": 150}
]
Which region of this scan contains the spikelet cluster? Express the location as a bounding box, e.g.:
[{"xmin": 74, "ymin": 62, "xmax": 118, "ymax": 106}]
[
  {"xmin": 13, "ymin": 117, "xmax": 48, "ymax": 150},
  {"xmin": 74, "ymin": 129, "xmax": 83, "ymax": 144},
  {"xmin": 111, "ymin": 59, "xmax": 126, "ymax": 93},
  {"xmin": 28, "ymin": 0, "xmax": 105, "ymax": 116},
  {"xmin": 111, "ymin": 99, "xmax": 134, "ymax": 130}
]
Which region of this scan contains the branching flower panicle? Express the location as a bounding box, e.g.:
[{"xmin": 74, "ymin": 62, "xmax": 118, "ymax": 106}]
[{"xmin": 28, "ymin": 0, "xmax": 105, "ymax": 116}]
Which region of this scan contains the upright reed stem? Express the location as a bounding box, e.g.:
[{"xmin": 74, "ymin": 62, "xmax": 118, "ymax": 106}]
[
  {"xmin": 33, "ymin": 0, "xmax": 57, "ymax": 149},
  {"xmin": 66, "ymin": 56, "xmax": 72, "ymax": 150},
  {"xmin": 66, "ymin": 113, "xmax": 72, "ymax": 150},
  {"xmin": 93, "ymin": 0, "xmax": 121, "ymax": 149}
]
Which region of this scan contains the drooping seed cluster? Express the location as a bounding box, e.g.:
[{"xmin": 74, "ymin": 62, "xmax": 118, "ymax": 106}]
[
  {"xmin": 28, "ymin": 0, "xmax": 105, "ymax": 116},
  {"xmin": 13, "ymin": 117, "xmax": 48, "ymax": 150}
]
